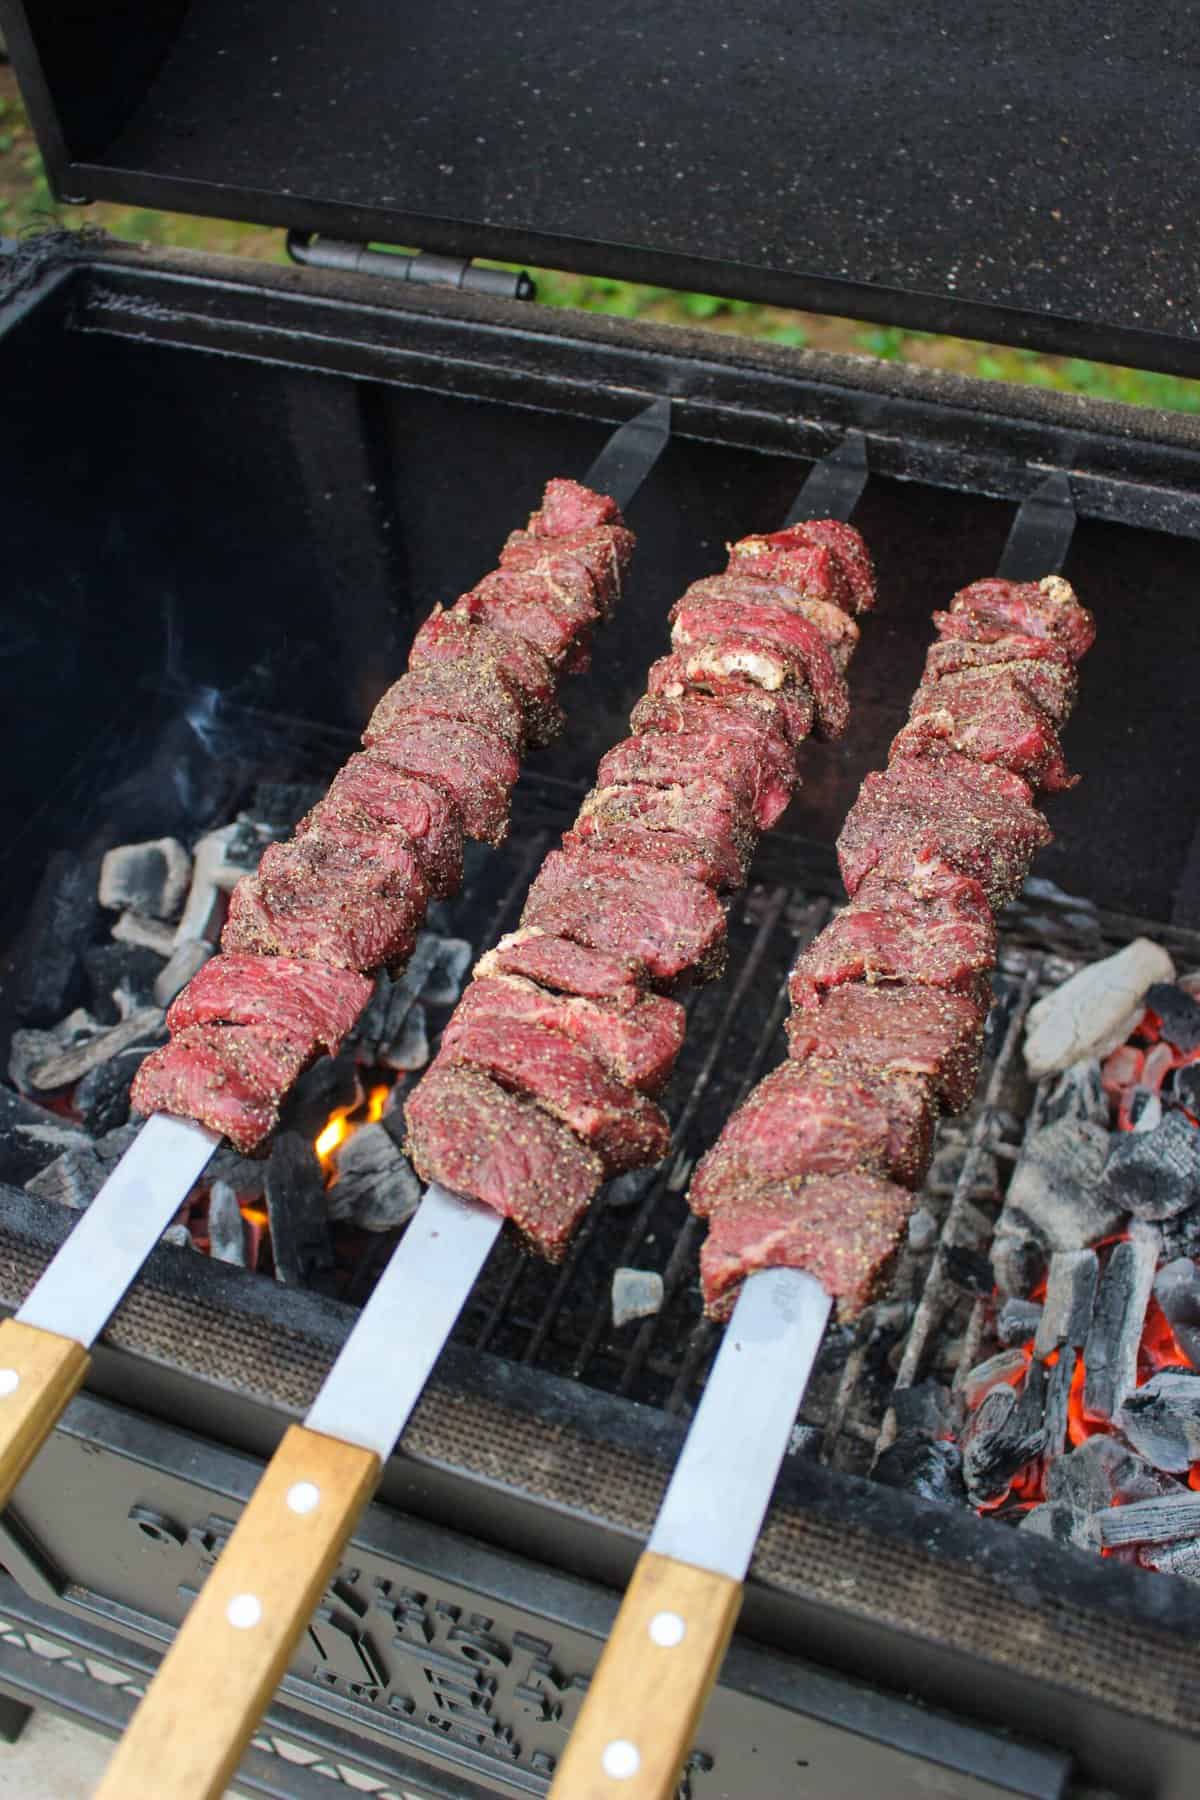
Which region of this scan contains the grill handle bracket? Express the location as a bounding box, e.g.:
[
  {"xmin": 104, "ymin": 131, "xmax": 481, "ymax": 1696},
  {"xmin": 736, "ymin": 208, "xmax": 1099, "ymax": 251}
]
[
  {"xmin": 997, "ymin": 469, "xmax": 1077, "ymax": 580},
  {"xmin": 784, "ymin": 427, "xmax": 869, "ymax": 526}
]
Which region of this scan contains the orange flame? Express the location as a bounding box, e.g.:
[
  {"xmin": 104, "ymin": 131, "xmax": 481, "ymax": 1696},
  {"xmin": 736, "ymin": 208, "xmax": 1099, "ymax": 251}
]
[
  {"xmin": 315, "ymin": 1086, "xmax": 393, "ymax": 1180},
  {"xmin": 315, "ymin": 1107, "xmax": 354, "ymax": 1171}
]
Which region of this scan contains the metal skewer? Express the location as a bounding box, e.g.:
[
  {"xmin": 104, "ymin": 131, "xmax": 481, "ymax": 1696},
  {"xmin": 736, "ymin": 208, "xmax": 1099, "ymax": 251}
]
[
  {"xmin": 0, "ymin": 396, "xmax": 672, "ymax": 1520},
  {"xmin": 92, "ymin": 426, "xmax": 871, "ymax": 1799}
]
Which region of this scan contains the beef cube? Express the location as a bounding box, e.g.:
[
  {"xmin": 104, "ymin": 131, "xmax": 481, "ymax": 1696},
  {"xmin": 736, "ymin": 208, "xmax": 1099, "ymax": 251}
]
[
  {"xmin": 313, "ymin": 753, "xmax": 463, "ymax": 897},
  {"xmin": 671, "ymin": 605, "xmax": 848, "ymax": 739},
  {"xmin": 476, "ymin": 929, "xmax": 644, "ymax": 1005},
  {"xmin": 645, "ymin": 654, "xmax": 816, "ymax": 748},
  {"xmin": 500, "ymin": 523, "xmax": 635, "ymax": 613},
  {"xmin": 167, "ymin": 952, "xmax": 372, "ymax": 1055},
  {"xmin": 361, "ymin": 716, "xmax": 518, "ymax": 844},
  {"xmin": 409, "ymin": 608, "xmax": 563, "ymax": 746},
  {"xmin": 405, "ymin": 1063, "xmax": 603, "ymax": 1259},
  {"xmin": 838, "ymin": 751, "xmax": 1051, "ymax": 908},
  {"xmin": 522, "ymin": 849, "xmax": 727, "ymax": 984},
  {"xmin": 899, "ymin": 670, "xmax": 1076, "ymax": 791},
  {"xmin": 700, "ymin": 1171, "xmax": 913, "ymax": 1321},
  {"xmin": 632, "ymin": 688, "xmax": 800, "ymax": 787},
  {"xmin": 433, "ymin": 1014, "xmax": 669, "ymax": 1174},
  {"xmin": 449, "ymin": 974, "xmax": 684, "ymax": 1094},
  {"xmin": 793, "ymin": 857, "xmax": 997, "ymax": 995},
  {"xmin": 920, "ymin": 636, "xmax": 1078, "ymax": 726},
  {"xmin": 597, "ymin": 727, "xmax": 793, "ymax": 833},
  {"xmin": 527, "ymin": 477, "xmax": 622, "ymax": 538},
  {"xmin": 455, "ymin": 571, "xmax": 596, "ymax": 668},
  {"xmin": 785, "ymin": 980, "xmax": 985, "ymax": 1112},
  {"xmin": 934, "ymin": 576, "xmax": 1095, "ymax": 662},
  {"xmin": 132, "ymin": 1028, "xmax": 288, "ymax": 1152},
  {"xmin": 727, "ymin": 521, "xmax": 876, "ymax": 614},
  {"xmin": 365, "ymin": 659, "xmax": 527, "ymax": 753},
  {"xmin": 673, "ymin": 577, "xmax": 860, "ymax": 671},
  {"xmin": 690, "ymin": 1057, "xmax": 934, "ymax": 1216},
  {"xmin": 567, "ymin": 781, "xmax": 750, "ymax": 890}
]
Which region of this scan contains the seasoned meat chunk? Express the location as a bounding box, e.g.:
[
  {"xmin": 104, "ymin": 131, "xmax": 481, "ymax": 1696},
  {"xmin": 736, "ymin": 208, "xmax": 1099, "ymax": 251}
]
[
  {"xmin": 920, "ymin": 635, "xmax": 1077, "ymax": 726},
  {"xmin": 793, "ymin": 857, "xmax": 997, "ymax": 996},
  {"xmin": 365, "ymin": 660, "xmax": 527, "ymax": 754},
  {"xmin": 223, "ymin": 826, "xmax": 430, "ymax": 970},
  {"xmin": 645, "ymin": 654, "xmax": 816, "ymax": 748},
  {"xmin": 700, "ymin": 1172, "xmax": 914, "ymax": 1321},
  {"xmin": 408, "ymin": 609, "xmax": 563, "ymax": 746},
  {"xmin": 934, "ymin": 576, "xmax": 1095, "ymax": 662},
  {"xmin": 597, "ymin": 726, "xmax": 793, "ymax": 833},
  {"xmin": 785, "ymin": 980, "xmax": 986, "ymax": 1113},
  {"xmin": 670, "ymin": 593, "xmax": 848, "ymax": 738},
  {"xmin": 405, "ymin": 1064, "xmax": 603, "ymax": 1259},
  {"xmin": 526, "ymin": 477, "xmax": 623, "ymax": 538},
  {"xmin": 312, "ymin": 753, "xmax": 463, "ymax": 898},
  {"xmin": 522, "ymin": 849, "xmax": 727, "ymax": 984},
  {"xmin": 361, "ymin": 716, "xmax": 519, "ymax": 845},
  {"xmin": 455, "ymin": 571, "xmax": 597, "ymax": 668},
  {"xmin": 167, "ymin": 952, "xmax": 372, "ymax": 1055},
  {"xmin": 500, "ymin": 524, "xmax": 635, "ymax": 614},
  {"xmin": 132, "ymin": 1026, "xmax": 300, "ymax": 1153},
  {"xmin": 726, "ymin": 520, "xmax": 876, "ymax": 614},
  {"xmin": 476, "ymin": 929, "xmax": 644, "ymax": 1006},
  {"xmin": 448, "ymin": 974, "xmax": 684, "ymax": 1095},
  {"xmin": 567, "ymin": 781, "xmax": 750, "ymax": 890},
  {"xmin": 899, "ymin": 670, "xmax": 1076, "ymax": 791}
]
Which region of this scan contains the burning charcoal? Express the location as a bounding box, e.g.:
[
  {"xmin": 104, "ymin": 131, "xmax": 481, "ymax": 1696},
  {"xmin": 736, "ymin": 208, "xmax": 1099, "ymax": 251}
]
[
  {"xmin": 93, "ymin": 1122, "xmax": 141, "ymax": 1166},
  {"xmin": 265, "ymin": 1132, "xmax": 333, "ymax": 1286},
  {"xmin": 161, "ymin": 1223, "xmax": 194, "ymax": 1251},
  {"xmin": 325, "ymin": 1125, "xmax": 421, "ymax": 1233},
  {"xmin": 281, "ymin": 1056, "xmax": 363, "ymax": 1140},
  {"xmin": 892, "ymin": 1380, "xmax": 962, "ymax": 1439},
  {"xmin": 99, "ymin": 838, "xmax": 191, "ymax": 921},
  {"xmin": 997, "ymin": 1297, "xmax": 1044, "ymax": 1346},
  {"xmin": 995, "ymin": 1120, "xmax": 1119, "ymax": 1274},
  {"xmin": 991, "ymin": 1235, "xmax": 1047, "ymax": 1301},
  {"xmin": 1042, "ymin": 1343, "xmax": 1075, "ymax": 1461},
  {"xmin": 1019, "ymin": 1503, "xmax": 1076, "ymax": 1545},
  {"xmin": 1146, "ymin": 982, "xmax": 1200, "ymax": 1055},
  {"xmin": 873, "ymin": 1435, "xmax": 965, "ymax": 1505},
  {"xmin": 9, "ymin": 1010, "xmax": 100, "ymax": 1095},
  {"xmin": 206, "ymin": 1142, "xmax": 266, "ymax": 1200},
  {"xmin": 83, "ymin": 943, "xmax": 164, "ymax": 1023},
  {"xmin": 960, "ymin": 1383, "xmax": 1045, "ymax": 1506},
  {"xmin": 112, "ymin": 911, "xmax": 176, "ymax": 957},
  {"xmin": 382, "ymin": 1004, "xmax": 429, "ymax": 1072},
  {"xmin": 1140, "ymin": 1538, "xmax": 1200, "ymax": 1582},
  {"xmin": 907, "ymin": 1206, "xmax": 938, "ymax": 1253},
  {"xmin": 251, "ymin": 782, "xmax": 324, "ymax": 829},
  {"xmin": 75, "ymin": 1047, "xmax": 155, "ymax": 1136},
  {"xmin": 0, "ymin": 1086, "xmax": 88, "ymax": 1185},
  {"xmin": 23, "ymin": 1006, "xmax": 164, "ymax": 1094},
  {"xmin": 611, "ymin": 1268, "xmax": 664, "ymax": 1328},
  {"xmin": 172, "ymin": 825, "xmax": 248, "ymax": 946},
  {"xmin": 14, "ymin": 850, "xmax": 99, "ymax": 1025},
  {"xmin": 1034, "ymin": 1250, "xmax": 1099, "ymax": 1357},
  {"xmin": 416, "ymin": 935, "xmax": 473, "ymax": 1007},
  {"xmin": 942, "ymin": 1246, "xmax": 994, "ymax": 1298},
  {"xmin": 963, "ymin": 1348, "xmax": 1030, "ymax": 1410},
  {"xmin": 1023, "ymin": 938, "xmax": 1175, "ymax": 1078},
  {"xmin": 1117, "ymin": 1373, "xmax": 1200, "ymax": 1473},
  {"xmin": 604, "ymin": 1167, "xmax": 660, "ymax": 1211},
  {"xmin": 1170, "ymin": 1063, "xmax": 1200, "ymax": 1116},
  {"xmin": 207, "ymin": 1180, "xmax": 248, "ymax": 1266},
  {"xmin": 153, "ymin": 940, "xmax": 215, "ymax": 1009},
  {"xmin": 1083, "ymin": 1223, "xmax": 1161, "ymax": 1421},
  {"xmin": 1159, "ymin": 1204, "xmax": 1200, "ymax": 1263},
  {"xmin": 1029, "ymin": 1058, "xmax": 1108, "ymax": 1132},
  {"xmin": 1154, "ymin": 1258, "xmax": 1200, "ymax": 1367},
  {"xmin": 1095, "ymin": 1493, "xmax": 1200, "ymax": 1550},
  {"xmin": 1046, "ymin": 1435, "xmax": 1173, "ymax": 1546},
  {"xmin": 224, "ymin": 816, "xmax": 280, "ymax": 873},
  {"xmin": 925, "ymin": 1139, "xmax": 999, "ymax": 1201},
  {"xmin": 25, "ymin": 1144, "xmax": 107, "ymax": 1210},
  {"xmin": 1102, "ymin": 1113, "xmax": 1200, "ymax": 1221}
]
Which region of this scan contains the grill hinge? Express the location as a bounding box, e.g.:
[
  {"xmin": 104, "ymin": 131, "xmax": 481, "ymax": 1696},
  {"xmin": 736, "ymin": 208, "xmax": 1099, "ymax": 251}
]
[{"xmin": 285, "ymin": 230, "xmax": 535, "ymax": 300}]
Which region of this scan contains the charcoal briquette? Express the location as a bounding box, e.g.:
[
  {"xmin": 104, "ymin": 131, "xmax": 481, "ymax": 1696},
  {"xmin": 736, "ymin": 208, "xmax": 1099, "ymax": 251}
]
[
  {"xmin": 1103, "ymin": 1112, "xmax": 1200, "ymax": 1221},
  {"xmin": 265, "ymin": 1131, "xmax": 332, "ymax": 1287},
  {"xmin": 14, "ymin": 851, "xmax": 98, "ymax": 1025},
  {"xmin": 873, "ymin": 1435, "xmax": 965, "ymax": 1505},
  {"xmin": 1146, "ymin": 982, "xmax": 1200, "ymax": 1054}
]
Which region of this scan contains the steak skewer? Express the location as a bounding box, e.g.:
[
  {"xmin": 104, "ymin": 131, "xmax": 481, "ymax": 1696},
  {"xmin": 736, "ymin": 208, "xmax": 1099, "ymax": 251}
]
[
  {"xmin": 94, "ymin": 434, "xmax": 874, "ymax": 1800},
  {"xmin": 550, "ymin": 474, "xmax": 1092, "ymax": 1800},
  {"xmin": 0, "ymin": 401, "xmax": 671, "ymax": 1553}
]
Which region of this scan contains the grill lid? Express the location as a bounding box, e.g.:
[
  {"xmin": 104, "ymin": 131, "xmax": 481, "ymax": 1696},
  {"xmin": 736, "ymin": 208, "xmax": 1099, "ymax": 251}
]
[{"xmin": 4, "ymin": 0, "xmax": 1200, "ymax": 375}]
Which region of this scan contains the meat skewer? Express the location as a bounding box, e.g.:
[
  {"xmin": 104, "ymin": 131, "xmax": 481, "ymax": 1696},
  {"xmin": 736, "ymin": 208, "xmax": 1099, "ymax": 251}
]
[
  {"xmin": 0, "ymin": 400, "xmax": 670, "ymax": 1543},
  {"xmin": 550, "ymin": 474, "xmax": 1091, "ymax": 1800},
  {"xmin": 94, "ymin": 434, "xmax": 874, "ymax": 1800}
]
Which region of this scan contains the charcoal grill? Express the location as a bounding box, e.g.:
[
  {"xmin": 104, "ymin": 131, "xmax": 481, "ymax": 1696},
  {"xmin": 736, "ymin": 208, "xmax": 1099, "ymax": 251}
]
[{"xmin": 3, "ymin": 2, "xmax": 1200, "ymax": 1794}]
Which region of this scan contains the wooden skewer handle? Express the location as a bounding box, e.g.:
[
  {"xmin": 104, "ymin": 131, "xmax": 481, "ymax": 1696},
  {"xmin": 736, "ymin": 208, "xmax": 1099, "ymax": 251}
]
[
  {"xmin": 0, "ymin": 1317, "xmax": 89, "ymax": 1505},
  {"xmin": 95, "ymin": 1423, "xmax": 380, "ymax": 1800},
  {"xmin": 549, "ymin": 1551, "xmax": 742, "ymax": 1800}
]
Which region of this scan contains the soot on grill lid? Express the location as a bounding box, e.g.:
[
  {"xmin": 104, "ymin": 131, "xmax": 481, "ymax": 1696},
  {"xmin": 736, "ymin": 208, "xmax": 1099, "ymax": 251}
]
[{"xmin": 6, "ymin": 0, "xmax": 1200, "ymax": 375}]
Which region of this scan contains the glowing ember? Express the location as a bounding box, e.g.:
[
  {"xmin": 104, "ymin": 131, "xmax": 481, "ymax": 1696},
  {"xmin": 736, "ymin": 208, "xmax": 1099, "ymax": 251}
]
[
  {"xmin": 316, "ymin": 1084, "xmax": 395, "ymax": 1180},
  {"xmin": 315, "ymin": 1109, "xmax": 354, "ymax": 1167}
]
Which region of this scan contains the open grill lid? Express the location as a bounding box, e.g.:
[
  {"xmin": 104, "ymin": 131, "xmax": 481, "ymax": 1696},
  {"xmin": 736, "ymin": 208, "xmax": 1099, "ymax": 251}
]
[{"xmin": 3, "ymin": 0, "xmax": 1199, "ymax": 375}]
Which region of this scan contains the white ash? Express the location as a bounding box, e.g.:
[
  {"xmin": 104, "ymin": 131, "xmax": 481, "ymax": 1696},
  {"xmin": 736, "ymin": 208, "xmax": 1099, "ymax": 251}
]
[
  {"xmin": 992, "ymin": 1118, "xmax": 1119, "ymax": 1289},
  {"xmin": 1117, "ymin": 1373, "xmax": 1200, "ymax": 1474},
  {"xmin": 25, "ymin": 1144, "xmax": 107, "ymax": 1210},
  {"xmin": 21, "ymin": 1007, "xmax": 163, "ymax": 1093},
  {"xmin": 112, "ymin": 911, "xmax": 177, "ymax": 957},
  {"xmin": 99, "ymin": 838, "xmax": 192, "ymax": 921},
  {"xmin": 1028, "ymin": 1058, "xmax": 1109, "ymax": 1132},
  {"xmin": 996, "ymin": 1297, "xmax": 1043, "ymax": 1346},
  {"xmin": 1023, "ymin": 937, "xmax": 1175, "ymax": 1078},
  {"xmin": 172, "ymin": 824, "xmax": 254, "ymax": 947},
  {"xmin": 153, "ymin": 939, "xmax": 214, "ymax": 1008},
  {"xmin": 907, "ymin": 1207, "xmax": 938, "ymax": 1253},
  {"xmin": 1095, "ymin": 1493, "xmax": 1200, "ymax": 1550},
  {"xmin": 207, "ymin": 1180, "xmax": 248, "ymax": 1266},
  {"xmin": 160, "ymin": 1223, "xmax": 194, "ymax": 1251},
  {"xmin": 611, "ymin": 1267, "xmax": 664, "ymax": 1328},
  {"xmin": 325, "ymin": 1124, "xmax": 421, "ymax": 1232},
  {"xmin": 1140, "ymin": 1538, "xmax": 1200, "ymax": 1582},
  {"xmin": 1102, "ymin": 1113, "xmax": 1200, "ymax": 1221}
]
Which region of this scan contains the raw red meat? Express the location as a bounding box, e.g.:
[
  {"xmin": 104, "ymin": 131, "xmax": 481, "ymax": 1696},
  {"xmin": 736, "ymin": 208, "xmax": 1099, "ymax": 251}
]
[
  {"xmin": 447, "ymin": 974, "xmax": 684, "ymax": 1094},
  {"xmin": 645, "ymin": 654, "xmax": 816, "ymax": 748},
  {"xmin": 526, "ymin": 477, "xmax": 622, "ymax": 537},
  {"xmin": 167, "ymin": 953, "xmax": 372, "ymax": 1055},
  {"xmin": 920, "ymin": 635, "xmax": 1078, "ymax": 726},
  {"xmin": 838, "ymin": 751, "xmax": 1051, "ymax": 907},
  {"xmin": 499, "ymin": 527, "xmax": 634, "ymax": 615},
  {"xmin": 673, "ymin": 577, "xmax": 860, "ymax": 671},
  {"xmin": 476, "ymin": 930, "xmax": 645, "ymax": 1006},
  {"xmin": 362, "ymin": 716, "xmax": 519, "ymax": 845},
  {"xmin": 312, "ymin": 753, "xmax": 463, "ymax": 898},
  {"xmin": 934, "ymin": 575, "xmax": 1095, "ymax": 662},
  {"xmin": 432, "ymin": 1016, "xmax": 670, "ymax": 1175},
  {"xmin": 689, "ymin": 1057, "xmax": 934, "ymax": 1215},
  {"xmin": 795, "ymin": 855, "xmax": 997, "ymax": 995},
  {"xmin": 597, "ymin": 725, "xmax": 794, "ymax": 833},
  {"xmin": 566, "ymin": 781, "xmax": 750, "ymax": 890},
  {"xmin": 700, "ymin": 1171, "xmax": 914, "ymax": 1320},
  {"xmin": 898, "ymin": 670, "xmax": 1077, "ymax": 791},
  {"xmin": 408, "ymin": 608, "xmax": 563, "ymax": 747},
  {"xmin": 132, "ymin": 1028, "xmax": 292, "ymax": 1153},
  {"xmin": 455, "ymin": 571, "xmax": 597, "ymax": 668},
  {"xmin": 785, "ymin": 980, "xmax": 986, "ymax": 1113},
  {"xmin": 726, "ymin": 521, "xmax": 876, "ymax": 614},
  {"xmin": 405, "ymin": 1064, "xmax": 603, "ymax": 1260},
  {"xmin": 670, "ymin": 597, "xmax": 849, "ymax": 739},
  {"xmin": 365, "ymin": 660, "xmax": 527, "ymax": 753},
  {"xmin": 522, "ymin": 849, "xmax": 727, "ymax": 984}
]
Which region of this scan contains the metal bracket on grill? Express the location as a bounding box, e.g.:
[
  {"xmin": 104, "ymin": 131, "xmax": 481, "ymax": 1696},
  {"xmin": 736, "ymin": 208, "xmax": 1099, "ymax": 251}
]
[
  {"xmin": 286, "ymin": 230, "xmax": 535, "ymax": 300},
  {"xmin": 784, "ymin": 429, "xmax": 869, "ymax": 525},
  {"xmin": 997, "ymin": 469, "xmax": 1077, "ymax": 580}
]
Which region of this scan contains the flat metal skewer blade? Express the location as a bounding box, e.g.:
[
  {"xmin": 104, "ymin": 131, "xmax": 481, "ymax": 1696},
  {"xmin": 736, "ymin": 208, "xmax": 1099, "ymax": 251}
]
[
  {"xmin": 583, "ymin": 396, "xmax": 672, "ymax": 509},
  {"xmin": 784, "ymin": 428, "xmax": 869, "ymax": 526},
  {"xmin": 648, "ymin": 1267, "xmax": 832, "ymax": 1580},
  {"xmin": 997, "ymin": 469, "xmax": 1076, "ymax": 580},
  {"xmin": 16, "ymin": 1113, "xmax": 218, "ymax": 1348},
  {"xmin": 304, "ymin": 1183, "xmax": 503, "ymax": 1457}
]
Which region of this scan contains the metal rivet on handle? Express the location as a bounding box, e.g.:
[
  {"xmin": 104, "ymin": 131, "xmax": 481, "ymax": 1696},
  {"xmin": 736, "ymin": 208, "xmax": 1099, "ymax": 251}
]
[
  {"xmin": 648, "ymin": 1610, "xmax": 686, "ymax": 1648},
  {"xmin": 286, "ymin": 1481, "xmax": 320, "ymax": 1515},
  {"xmin": 0, "ymin": 1370, "xmax": 19, "ymax": 1397},
  {"xmin": 226, "ymin": 1593, "xmax": 262, "ymax": 1630},
  {"xmin": 601, "ymin": 1739, "xmax": 641, "ymax": 1780}
]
